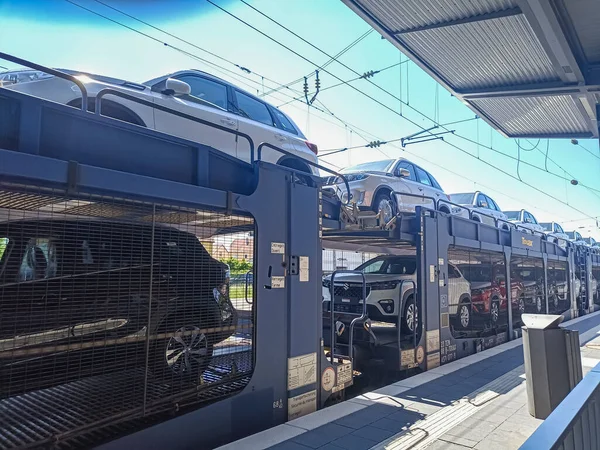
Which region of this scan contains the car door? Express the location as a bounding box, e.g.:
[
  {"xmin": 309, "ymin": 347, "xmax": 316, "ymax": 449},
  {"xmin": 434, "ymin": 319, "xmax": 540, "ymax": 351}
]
[
  {"xmin": 152, "ymin": 74, "xmax": 238, "ymax": 159},
  {"xmin": 414, "ymin": 165, "xmax": 439, "ymax": 210},
  {"xmin": 392, "ymin": 161, "xmax": 421, "ymax": 213},
  {"xmin": 232, "ymin": 90, "xmax": 297, "ymax": 165},
  {"xmin": 473, "ymin": 193, "xmax": 495, "ymax": 226}
]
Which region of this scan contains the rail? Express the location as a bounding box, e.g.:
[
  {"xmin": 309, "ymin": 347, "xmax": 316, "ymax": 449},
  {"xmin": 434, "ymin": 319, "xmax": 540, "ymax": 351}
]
[
  {"xmin": 95, "ymin": 88, "xmax": 256, "ymax": 163},
  {"xmin": 328, "ymin": 270, "xmax": 367, "ymax": 363},
  {"xmin": 521, "ymin": 362, "xmax": 600, "ymax": 450},
  {"xmin": 0, "ymin": 52, "xmax": 88, "ymax": 111},
  {"xmin": 257, "ymin": 142, "xmax": 351, "ymax": 205}
]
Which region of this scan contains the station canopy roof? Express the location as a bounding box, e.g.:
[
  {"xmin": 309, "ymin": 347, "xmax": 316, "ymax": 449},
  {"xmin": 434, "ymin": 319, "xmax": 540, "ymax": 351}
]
[{"xmin": 343, "ymin": 0, "xmax": 600, "ymax": 139}]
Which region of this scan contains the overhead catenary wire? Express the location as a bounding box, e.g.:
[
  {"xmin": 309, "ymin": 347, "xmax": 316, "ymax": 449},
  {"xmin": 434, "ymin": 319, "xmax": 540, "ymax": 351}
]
[
  {"xmin": 260, "ymin": 28, "xmax": 374, "ymax": 97},
  {"xmin": 207, "ymin": 0, "xmax": 600, "ymax": 200},
  {"xmin": 67, "ymin": 0, "xmax": 600, "ymax": 223},
  {"xmin": 89, "ymin": 0, "xmax": 302, "ymax": 96},
  {"xmin": 230, "ymin": 0, "xmax": 600, "ymax": 201}
]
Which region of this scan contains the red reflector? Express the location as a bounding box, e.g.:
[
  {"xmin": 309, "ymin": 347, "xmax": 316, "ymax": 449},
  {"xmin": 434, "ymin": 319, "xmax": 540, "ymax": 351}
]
[{"xmin": 305, "ymin": 141, "xmax": 318, "ymax": 155}]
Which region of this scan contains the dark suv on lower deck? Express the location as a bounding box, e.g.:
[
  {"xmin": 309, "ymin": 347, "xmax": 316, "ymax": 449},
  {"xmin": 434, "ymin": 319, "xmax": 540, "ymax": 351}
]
[{"xmin": 0, "ymin": 219, "xmax": 236, "ymax": 397}]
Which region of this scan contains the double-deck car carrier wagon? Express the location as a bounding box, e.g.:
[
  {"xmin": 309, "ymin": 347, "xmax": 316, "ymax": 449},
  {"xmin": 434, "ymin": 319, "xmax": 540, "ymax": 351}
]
[{"xmin": 0, "ymin": 55, "xmax": 596, "ymax": 449}]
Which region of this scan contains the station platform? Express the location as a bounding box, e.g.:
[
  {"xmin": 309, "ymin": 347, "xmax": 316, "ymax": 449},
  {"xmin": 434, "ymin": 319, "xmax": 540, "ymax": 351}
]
[{"xmin": 218, "ymin": 311, "xmax": 600, "ymax": 450}]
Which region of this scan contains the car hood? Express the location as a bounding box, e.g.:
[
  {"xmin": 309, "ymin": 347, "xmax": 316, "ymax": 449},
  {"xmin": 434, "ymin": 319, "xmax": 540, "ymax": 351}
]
[
  {"xmin": 470, "ymin": 281, "xmax": 492, "ymax": 289},
  {"xmin": 58, "ymin": 68, "xmax": 147, "ymax": 90},
  {"xmin": 339, "ymin": 170, "xmax": 393, "ymax": 178},
  {"xmin": 324, "ymin": 273, "xmax": 413, "ymax": 284}
]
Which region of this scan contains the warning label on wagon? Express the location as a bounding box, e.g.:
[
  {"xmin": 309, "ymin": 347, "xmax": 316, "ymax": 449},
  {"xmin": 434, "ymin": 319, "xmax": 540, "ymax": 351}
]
[{"xmin": 288, "ymin": 352, "xmax": 317, "ymax": 390}]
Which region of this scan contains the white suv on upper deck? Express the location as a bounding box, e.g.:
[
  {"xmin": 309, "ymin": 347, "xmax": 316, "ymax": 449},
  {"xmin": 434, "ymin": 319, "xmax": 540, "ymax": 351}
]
[
  {"xmin": 322, "ymin": 158, "xmax": 452, "ymax": 222},
  {"xmin": 449, "ymin": 191, "xmax": 510, "ymax": 229},
  {"xmin": 1, "ymin": 68, "xmax": 319, "ymax": 175},
  {"xmin": 503, "ymin": 209, "xmax": 545, "ymax": 234}
]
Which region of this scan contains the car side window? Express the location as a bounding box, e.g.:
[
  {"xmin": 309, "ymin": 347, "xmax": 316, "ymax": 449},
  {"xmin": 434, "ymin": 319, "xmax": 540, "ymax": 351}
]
[
  {"xmin": 486, "ymin": 196, "xmax": 499, "ymax": 211},
  {"xmin": 234, "ymin": 91, "xmax": 275, "ymax": 127},
  {"xmin": 415, "ymin": 166, "xmax": 432, "ymax": 186},
  {"xmin": 448, "ymin": 265, "xmax": 459, "ymax": 279},
  {"xmin": 271, "ymin": 108, "xmax": 298, "ymax": 135},
  {"xmin": 428, "ymin": 173, "xmax": 443, "ymax": 190},
  {"xmin": 555, "ymin": 223, "xmax": 564, "ymax": 233},
  {"xmin": 18, "ymin": 238, "xmax": 56, "ymax": 281},
  {"xmin": 476, "ymin": 193, "xmax": 488, "ymax": 208},
  {"xmin": 175, "ymin": 75, "xmax": 228, "ymax": 109},
  {"xmin": 396, "ymin": 162, "xmax": 417, "ymax": 181}
]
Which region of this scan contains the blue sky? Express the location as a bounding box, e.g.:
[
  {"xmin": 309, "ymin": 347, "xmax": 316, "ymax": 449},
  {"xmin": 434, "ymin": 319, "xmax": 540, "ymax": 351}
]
[{"xmin": 1, "ymin": 0, "xmax": 599, "ymax": 238}]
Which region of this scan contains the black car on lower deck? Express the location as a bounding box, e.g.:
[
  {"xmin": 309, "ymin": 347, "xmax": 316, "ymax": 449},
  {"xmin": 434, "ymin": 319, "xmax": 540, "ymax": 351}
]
[{"xmin": 0, "ymin": 219, "xmax": 236, "ymax": 397}]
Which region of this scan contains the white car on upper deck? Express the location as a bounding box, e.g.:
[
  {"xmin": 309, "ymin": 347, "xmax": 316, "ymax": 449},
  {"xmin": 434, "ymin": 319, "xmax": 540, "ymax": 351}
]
[
  {"xmin": 322, "ymin": 158, "xmax": 452, "ymax": 222},
  {"xmin": 503, "ymin": 209, "xmax": 545, "ymax": 234},
  {"xmin": 449, "ymin": 191, "xmax": 510, "ymax": 229},
  {"xmin": 1, "ymin": 67, "xmax": 319, "ymax": 175}
]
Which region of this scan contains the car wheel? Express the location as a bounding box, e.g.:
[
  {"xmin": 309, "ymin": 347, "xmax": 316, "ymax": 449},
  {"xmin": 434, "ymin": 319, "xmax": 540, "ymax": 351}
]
[
  {"xmin": 402, "ymin": 296, "xmax": 419, "ymax": 335},
  {"xmin": 490, "ymin": 300, "xmax": 500, "ymax": 324},
  {"xmin": 374, "ymin": 191, "xmax": 396, "ymax": 223},
  {"xmin": 151, "ymin": 324, "xmax": 214, "ymax": 385},
  {"xmin": 551, "ymin": 294, "xmax": 559, "ymax": 310},
  {"xmin": 535, "ymin": 296, "xmax": 543, "ymax": 313},
  {"xmin": 458, "ymin": 301, "xmax": 471, "ymax": 329}
]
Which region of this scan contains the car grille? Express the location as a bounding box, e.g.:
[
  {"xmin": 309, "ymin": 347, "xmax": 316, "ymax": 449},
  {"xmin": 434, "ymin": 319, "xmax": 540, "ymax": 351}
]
[
  {"xmin": 333, "ymin": 303, "xmax": 365, "ymax": 314},
  {"xmin": 332, "ymin": 283, "xmax": 370, "ymax": 301}
]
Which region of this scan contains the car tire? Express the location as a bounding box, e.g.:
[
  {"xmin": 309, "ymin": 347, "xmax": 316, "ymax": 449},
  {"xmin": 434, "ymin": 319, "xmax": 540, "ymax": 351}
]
[
  {"xmin": 490, "ymin": 299, "xmax": 500, "ymax": 324},
  {"xmin": 373, "ymin": 191, "xmax": 396, "ymax": 223},
  {"xmin": 535, "ymin": 296, "xmax": 543, "ymax": 313},
  {"xmin": 150, "ymin": 322, "xmax": 214, "ymax": 386},
  {"xmin": 457, "ymin": 299, "xmax": 471, "ymax": 329},
  {"xmin": 402, "ymin": 295, "xmax": 419, "ymax": 336},
  {"xmin": 149, "ymin": 305, "xmax": 225, "ymax": 386},
  {"xmin": 551, "ymin": 294, "xmax": 559, "ymax": 311}
]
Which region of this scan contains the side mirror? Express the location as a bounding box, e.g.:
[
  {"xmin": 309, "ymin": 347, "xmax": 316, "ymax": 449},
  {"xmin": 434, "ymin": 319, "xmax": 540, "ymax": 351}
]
[
  {"xmin": 162, "ymin": 78, "xmax": 191, "ymax": 96},
  {"xmin": 398, "ymin": 168, "xmax": 410, "ymax": 178}
]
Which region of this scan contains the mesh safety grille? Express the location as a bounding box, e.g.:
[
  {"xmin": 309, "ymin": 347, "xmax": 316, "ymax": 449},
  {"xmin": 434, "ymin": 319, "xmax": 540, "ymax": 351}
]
[{"xmin": 0, "ymin": 187, "xmax": 255, "ymax": 449}]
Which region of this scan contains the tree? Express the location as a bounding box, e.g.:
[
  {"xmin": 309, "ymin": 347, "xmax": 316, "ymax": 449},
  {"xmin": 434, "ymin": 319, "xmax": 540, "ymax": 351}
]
[{"xmin": 220, "ymin": 257, "xmax": 253, "ymax": 273}]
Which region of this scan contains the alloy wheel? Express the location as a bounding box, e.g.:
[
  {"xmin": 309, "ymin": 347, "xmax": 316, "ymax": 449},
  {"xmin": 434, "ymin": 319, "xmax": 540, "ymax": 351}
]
[
  {"xmin": 460, "ymin": 304, "xmax": 470, "ymax": 328},
  {"xmin": 165, "ymin": 326, "xmax": 209, "ymax": 375},
  {"xmin": 491, "ymin": 302, "xmax": 499, "ymax": 323},
  {"xmin": 406, "ymin": 303, "xmax": 418, "ymax": 333},
  {"xmin": 378, "ymin": 198, "xmax": 394, "ymax": 223}
]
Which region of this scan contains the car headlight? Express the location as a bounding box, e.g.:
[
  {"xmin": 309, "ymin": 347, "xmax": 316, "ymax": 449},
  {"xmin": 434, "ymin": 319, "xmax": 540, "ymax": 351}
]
[
  {"xmin": 323, "ymin": 279, "xmax": 331, "ymax": 288},
  {"xmin": 213, "ymin": 284, "xmax": 233, "ymax": 322},
  {"xmin": 344, "ymin": 173, "xmax": 369, "ymax": 182},
  {"xmin": 371, "ymin": 281, "xmax": 399, "ymax": 291}
]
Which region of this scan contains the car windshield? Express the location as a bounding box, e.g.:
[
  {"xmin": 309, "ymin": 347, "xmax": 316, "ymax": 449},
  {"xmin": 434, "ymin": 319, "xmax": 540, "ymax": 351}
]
[
  {"xmin": 449, "ymin": 193, "xmax": 474, "ymax": 205},
  {"xmin": 459, "ymin": 265, "xmax": 492, "ymax": 282},
  {"xmin": 566, "ymin": 231, "xmax": 577, "ymax": 239},
  {"xmin": 504, "ymin": 211, "xmax": 520, "ymax": 220},
  {"xmin": 341, "ymin": 160, "xmax": 394, "ymax": 174},
  {"xmin": 539, "ymin": 222, "xmax": 552, "ymax": 232},
  {"xmin": 356, "ymin": 257, "xmax": 416, "ymax": 275}
]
